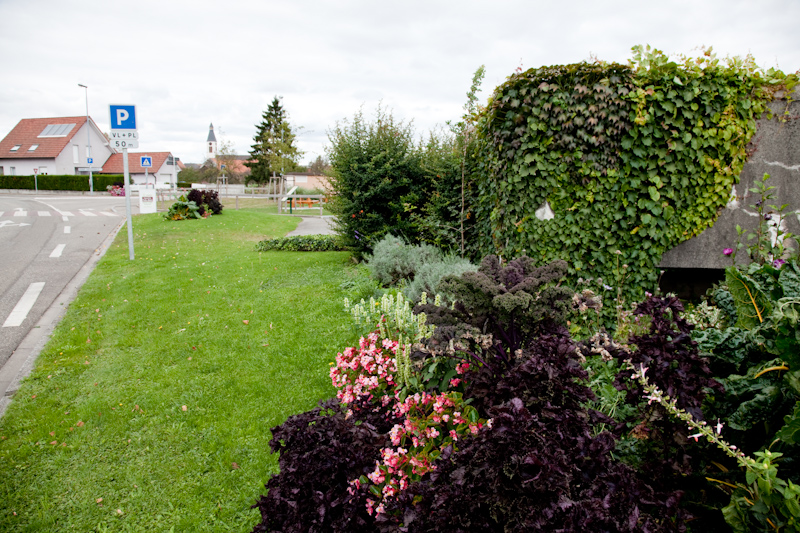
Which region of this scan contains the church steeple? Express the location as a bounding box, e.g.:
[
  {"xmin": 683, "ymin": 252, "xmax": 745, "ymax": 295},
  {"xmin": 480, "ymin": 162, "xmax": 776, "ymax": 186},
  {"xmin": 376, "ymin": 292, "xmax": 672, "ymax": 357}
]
[{"xmin": 206, "ymin": 123, "xmax": 217, "ymax": 159}]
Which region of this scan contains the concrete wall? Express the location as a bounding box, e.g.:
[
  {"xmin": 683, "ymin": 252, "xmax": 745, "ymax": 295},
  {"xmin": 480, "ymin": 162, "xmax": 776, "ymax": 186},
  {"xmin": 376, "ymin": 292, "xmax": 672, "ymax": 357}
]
[{"xmin": 660, "ymin": 87, "xmax": 800, "ymax": 269}]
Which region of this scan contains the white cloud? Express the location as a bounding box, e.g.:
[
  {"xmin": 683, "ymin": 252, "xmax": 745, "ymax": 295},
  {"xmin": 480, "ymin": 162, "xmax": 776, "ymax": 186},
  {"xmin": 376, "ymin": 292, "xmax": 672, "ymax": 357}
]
[{"xmin": 1, "ymin": 0, "xmax": 797, "ymax": 165}]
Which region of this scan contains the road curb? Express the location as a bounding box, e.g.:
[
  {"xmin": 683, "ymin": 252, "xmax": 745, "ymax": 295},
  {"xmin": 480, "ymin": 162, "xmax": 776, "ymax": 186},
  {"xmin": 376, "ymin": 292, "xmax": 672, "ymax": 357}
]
[{"xmin": 0, "ymin": 218, "xmax": 126, "ymax": 418}]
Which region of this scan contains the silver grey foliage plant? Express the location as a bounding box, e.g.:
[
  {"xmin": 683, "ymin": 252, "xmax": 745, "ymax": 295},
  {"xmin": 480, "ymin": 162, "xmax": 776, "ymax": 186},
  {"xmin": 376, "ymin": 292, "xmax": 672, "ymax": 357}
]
[{"xmin": 365, "ymin": 234, "xmax": 443, "ymax": 286}]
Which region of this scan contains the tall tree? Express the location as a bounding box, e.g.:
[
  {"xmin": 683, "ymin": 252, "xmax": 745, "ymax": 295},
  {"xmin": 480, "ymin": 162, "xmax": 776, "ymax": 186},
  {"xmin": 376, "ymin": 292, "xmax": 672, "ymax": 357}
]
[
  {"xmin": 307, "ymin": 155, "xmax": 331, "ymax": 175},
  {"xmin": 246, "ymin": 96, "xmax": 302, "ymax": 185}
]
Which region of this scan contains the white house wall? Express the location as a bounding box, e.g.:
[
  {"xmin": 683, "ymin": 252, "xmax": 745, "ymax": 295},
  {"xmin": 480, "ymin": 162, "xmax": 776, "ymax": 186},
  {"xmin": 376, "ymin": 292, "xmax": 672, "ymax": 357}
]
[
  {"xmin": 67, "ymin": 122, "xmax": 114, "ymax": 175},
  {"xmin": 125, "ymin": 162, "xmax": 177, "ymax": 187},
  {"xmin": 1, "ymin": 158, "xmax": 56, "ymax": 175}
]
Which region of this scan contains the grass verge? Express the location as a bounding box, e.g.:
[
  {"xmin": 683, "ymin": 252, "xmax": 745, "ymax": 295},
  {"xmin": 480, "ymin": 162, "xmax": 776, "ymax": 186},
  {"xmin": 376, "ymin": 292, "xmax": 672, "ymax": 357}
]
[
  {"xmin": 0, "ymin": 209, "xmax": 361, "ymax": 532},
  {"xmin": 157, "ymin": 198, "xmax": 334, "ymax": 216}
]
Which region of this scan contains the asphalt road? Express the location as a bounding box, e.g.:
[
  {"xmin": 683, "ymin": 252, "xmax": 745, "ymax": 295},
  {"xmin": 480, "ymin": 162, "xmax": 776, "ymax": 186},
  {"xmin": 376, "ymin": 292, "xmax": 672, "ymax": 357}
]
[{"xmin": 0, "ymin": 195, "xmax": 130, "ymax": 375}]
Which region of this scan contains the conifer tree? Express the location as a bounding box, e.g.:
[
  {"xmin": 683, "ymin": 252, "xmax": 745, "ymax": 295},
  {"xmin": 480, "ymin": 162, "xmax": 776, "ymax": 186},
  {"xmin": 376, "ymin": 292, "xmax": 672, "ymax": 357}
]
[{"xmin": 246, "ymin": 96, "xmax": 301, "ymax": 185}]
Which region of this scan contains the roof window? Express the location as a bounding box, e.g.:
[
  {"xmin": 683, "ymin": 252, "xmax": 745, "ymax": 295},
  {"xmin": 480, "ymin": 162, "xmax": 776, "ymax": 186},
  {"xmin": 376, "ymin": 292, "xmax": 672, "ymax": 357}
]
[
  {"xmin": 28, "ymin": 144, "xmax": 39, "ymax": 151},
  {"xmin": 38, "ymin": 124, "xmax": 76, "ymax": 137},
  {"xmin": 10, "ymin": 145, "xmax": 20, "ymax": 151}
]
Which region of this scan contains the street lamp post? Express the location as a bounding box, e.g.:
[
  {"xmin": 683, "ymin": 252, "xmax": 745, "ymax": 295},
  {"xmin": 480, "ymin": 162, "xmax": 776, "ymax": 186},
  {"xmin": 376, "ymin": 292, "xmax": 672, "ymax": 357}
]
[{"xmin": 78, "ymin": 84, "xmax": 93, "ymax": 194}]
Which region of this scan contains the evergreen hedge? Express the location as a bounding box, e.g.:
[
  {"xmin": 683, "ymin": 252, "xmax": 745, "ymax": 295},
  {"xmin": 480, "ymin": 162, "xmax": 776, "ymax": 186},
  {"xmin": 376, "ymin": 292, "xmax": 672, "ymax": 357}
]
[{"xmin": 0, "ymin": 174, "xmax": 125, "ymax": 192}]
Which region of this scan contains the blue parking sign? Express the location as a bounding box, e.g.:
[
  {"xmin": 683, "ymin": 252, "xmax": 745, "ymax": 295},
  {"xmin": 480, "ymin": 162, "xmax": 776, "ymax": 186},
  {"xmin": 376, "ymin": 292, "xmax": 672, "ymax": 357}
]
[{"xmin": 109, "ymin": 105, "xmax": 137, "ymax": 130}]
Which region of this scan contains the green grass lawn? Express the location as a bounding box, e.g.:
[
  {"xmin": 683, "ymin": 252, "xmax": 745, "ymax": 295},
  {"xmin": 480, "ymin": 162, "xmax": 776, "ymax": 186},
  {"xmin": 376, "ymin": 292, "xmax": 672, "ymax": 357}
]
[
  {"xmin": 0, "ymin": 209, "xmax": 362, "ymax": 532},
  {"xmin": 157, "ymin": 198, "xmax": 334, "ymax": 216}
]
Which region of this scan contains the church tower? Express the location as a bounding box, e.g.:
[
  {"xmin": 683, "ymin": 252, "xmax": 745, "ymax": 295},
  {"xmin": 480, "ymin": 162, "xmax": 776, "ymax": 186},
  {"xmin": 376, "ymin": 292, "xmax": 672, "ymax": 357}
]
[{"xmin": 206, "ymin": 123, "xmax": 217, "ymax": 160}]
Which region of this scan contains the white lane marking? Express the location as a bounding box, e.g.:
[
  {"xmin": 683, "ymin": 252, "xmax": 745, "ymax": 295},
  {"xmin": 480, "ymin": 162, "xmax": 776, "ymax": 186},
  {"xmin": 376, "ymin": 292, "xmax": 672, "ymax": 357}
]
[
  {"xmin": 62, "ymin": 216, "xmax": 69, "ymax": 222},
  {"xmin": 0, "ymin": 211, "xmax": 4, "ymax": 217},
  {"xmin": 40, "ymin": 202, "xmax": 69, "ymax": 217},
  {"xmin": 50, "ymin": 244, "xmax": 66, "ymax": 258},
  {"xmin": 64, "ymin": 226, "xmax": 71, "ymax": 234},
  {"xmin": 38, "ymin": 211, "xmax": 51, "ymax": 217},
  {"xmin": 2, "ymin": 282, "xmax": 45, "ymax": 327},
  {"xmin": 0, "ymin": 220, "xmax": 30, "ymax": 228},
  {"xmin": 79, "ymin": 209, "xmax": 97, "ymax": 217},
  {"xmin": 13, "ymin": 210, "xmax": 27, "ymax": 217},
  {"xmin": 100, "ymin": 211, "xmax": 118, "ymax": 217}
]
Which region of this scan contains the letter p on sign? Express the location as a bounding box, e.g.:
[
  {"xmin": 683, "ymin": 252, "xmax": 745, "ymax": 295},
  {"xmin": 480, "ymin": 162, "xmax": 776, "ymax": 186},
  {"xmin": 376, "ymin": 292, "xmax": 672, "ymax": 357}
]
[{"xmin": 109, "ymin": 105, "xmax": 137, "ymax": 130}]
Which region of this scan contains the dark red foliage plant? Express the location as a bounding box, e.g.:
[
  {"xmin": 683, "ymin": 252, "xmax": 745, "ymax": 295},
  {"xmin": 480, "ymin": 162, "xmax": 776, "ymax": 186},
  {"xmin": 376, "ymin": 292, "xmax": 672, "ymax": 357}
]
[
  {"xmin": 251, "ymin": 398, "xmax": 392, "ymax": 533},
  {"xmin": 251, "ymin": 260, "xmax": 699, "ymax": 532},
  {"xmin": 377, "ymin": 333, "xmax": 686, "ymax": 532}
]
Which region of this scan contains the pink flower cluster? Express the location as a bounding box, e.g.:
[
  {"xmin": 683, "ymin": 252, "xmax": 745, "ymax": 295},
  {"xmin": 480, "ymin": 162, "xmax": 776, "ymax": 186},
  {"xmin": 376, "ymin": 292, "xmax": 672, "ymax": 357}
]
[
  {"xmin": 330, "ymin": 332, "xmax": 491, "ymax": 517},
  {"xmin": 364, "ymin": 390, "xmax": 488, "ymax": 514},
  {"xmin": 330, "ymin": 331, "xmax": 398, "ymax": 405}
]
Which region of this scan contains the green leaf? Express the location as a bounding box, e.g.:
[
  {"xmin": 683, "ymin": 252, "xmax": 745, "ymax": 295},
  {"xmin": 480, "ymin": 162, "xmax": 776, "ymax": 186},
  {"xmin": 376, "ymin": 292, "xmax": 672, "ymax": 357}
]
[
  {"xmin": 779, "ymin": 262, "xmax": 800, "ymax": 298},
  {"xmin": 728, "ymin": 385, "xmax": 781, "ymax": 431},
  {"xmin": 776, "ymin": 401, "xmax": 800, "ymax": 445},
  {"xmin": 726, "ymin": 267, "xmax": 772, "ymax": 329},
  {"xmin": 722, "ymin": 498, "xmax": 749, "ymax": 533}
]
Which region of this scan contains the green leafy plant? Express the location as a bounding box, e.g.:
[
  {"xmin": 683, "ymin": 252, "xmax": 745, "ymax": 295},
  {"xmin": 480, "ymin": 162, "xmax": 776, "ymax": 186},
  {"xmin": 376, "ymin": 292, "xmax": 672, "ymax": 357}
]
[
  {"xmin": 468, "ymin": 47, "xmax": 796, "ymax": 329},
  {"xmin": 628, "ymin": 362, "xmax": 800, "ymax": 532},
  {"xmin": 729, "ymin": 173, "xmax": 795, "ymax": 266},
  {"xmin": 164, "ymin": 194, "xmax": 202, "ymax": 220},
  {"xmin": 255, "ymin": 234, "xmax": 346, "ymax": 252},
  {"xmin": 326, "ymin": 106, "xmax": 433, "ymax": 256}
]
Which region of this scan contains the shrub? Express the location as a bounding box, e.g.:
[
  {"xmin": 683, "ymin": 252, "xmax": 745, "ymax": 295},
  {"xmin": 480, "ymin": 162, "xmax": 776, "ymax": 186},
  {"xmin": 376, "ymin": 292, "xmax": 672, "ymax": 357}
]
[
  {"xmin": 402, "ymin": 254, "xmax": 477, "ymax": 304},
  {"xmin": 365, "ymin": 234, "xmax": 442, "ymax": 286},
  {"xmin": 255, "ymin": 235, "xmax": 346, "ymax": 252},
  {"xmin": 470, "ymin": 48, "xmax": 797, "ymax": 324},
  {"xmin": 0, "ymin": 174, "xmax": 125, "ymax": 191},
  {"xmin": 163, "ymin": 195, "xmax": 202, "ymax": 221},
  {"xmin": 326, "ymin": 106, "xmax": 433, "ymax": 256},
  {"xmin": 254, "ymin": 255, "xmax": 782, "ymax": 532},
  {"xmin": 251, "ymin": 398, "xmax": 385, "ymax": 533},
  {"xmin": 187, "ymin": 188, "xmax": 223, "ymax": 216}
]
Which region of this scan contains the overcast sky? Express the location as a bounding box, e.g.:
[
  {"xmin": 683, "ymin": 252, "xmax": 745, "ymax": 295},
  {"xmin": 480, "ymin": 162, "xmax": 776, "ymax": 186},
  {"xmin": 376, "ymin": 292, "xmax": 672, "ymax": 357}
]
[{"xmin": 1, "ymin": 0, "xmax": 798, "ymax": 166}]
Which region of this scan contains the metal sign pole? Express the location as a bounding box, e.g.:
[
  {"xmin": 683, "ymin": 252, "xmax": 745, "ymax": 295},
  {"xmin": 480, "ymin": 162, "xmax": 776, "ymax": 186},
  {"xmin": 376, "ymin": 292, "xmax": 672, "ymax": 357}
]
[{"xmin": 123, "ymin": 147, "xmax": 135, "ymax": 260}]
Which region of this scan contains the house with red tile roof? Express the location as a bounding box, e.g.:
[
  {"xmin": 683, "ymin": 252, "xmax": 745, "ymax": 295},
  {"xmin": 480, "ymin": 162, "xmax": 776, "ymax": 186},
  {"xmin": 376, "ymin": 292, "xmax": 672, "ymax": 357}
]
[
  {"xmin": 0, "ymin": 116, "xmax": 114, "ymax": 176},
  {"xmin": 99, "ymin": 152, "xmax": 180, "ymax": 187}
]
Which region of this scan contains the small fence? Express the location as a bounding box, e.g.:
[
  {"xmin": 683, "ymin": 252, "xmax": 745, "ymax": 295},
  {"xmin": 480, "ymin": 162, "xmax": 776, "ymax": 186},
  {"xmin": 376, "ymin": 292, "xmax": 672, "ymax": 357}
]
[{"xmin": 156, "ymin": 188, "xmax": 329, "ymax": 215}]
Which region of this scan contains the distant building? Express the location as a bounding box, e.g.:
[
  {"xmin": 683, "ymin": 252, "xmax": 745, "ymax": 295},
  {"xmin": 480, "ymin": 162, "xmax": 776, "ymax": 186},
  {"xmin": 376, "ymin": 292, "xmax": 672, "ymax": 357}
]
[
  {"xmin": 206, "ymin": 123, "xmax": 217, "ymax": 160},
  {"xmin": 0, "ymin": 116, "xmax": 113, "ymax": 176},
  {"xmin": 202, "ymin": 123, "xmax": 251, "ymax": 181},
  {"xmin": 284, "ymin": 172, "xmax": 329, "ymax": 191},
  {"xmin": 99, "ymin": 152, "xmax": 181, "ymax": 188}
]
